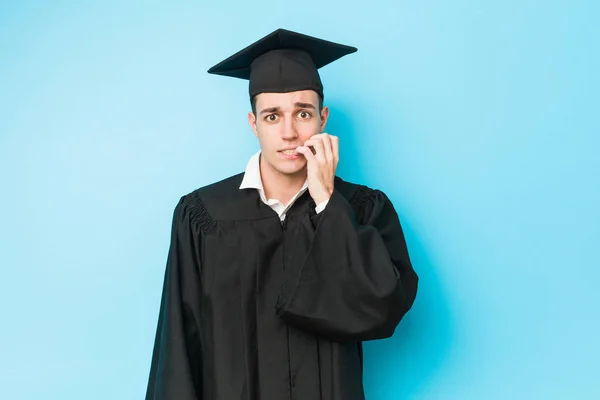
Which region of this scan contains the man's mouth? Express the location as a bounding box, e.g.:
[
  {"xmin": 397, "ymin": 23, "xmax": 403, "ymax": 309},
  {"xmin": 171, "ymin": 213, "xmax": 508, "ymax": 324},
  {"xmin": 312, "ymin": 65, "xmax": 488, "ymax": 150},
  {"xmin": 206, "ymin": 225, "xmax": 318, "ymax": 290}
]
[{"xmin": 280, "ymin": 149, "xmax": 298, "ymax": 155}]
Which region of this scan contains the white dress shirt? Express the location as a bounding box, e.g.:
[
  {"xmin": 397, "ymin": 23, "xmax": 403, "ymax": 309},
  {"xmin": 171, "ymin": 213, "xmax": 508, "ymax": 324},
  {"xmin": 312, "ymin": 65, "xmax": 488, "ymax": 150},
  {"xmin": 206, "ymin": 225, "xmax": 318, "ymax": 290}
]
[{"xmin": 239, "ymin": 150, "xmax": 328, "ymax": 222}]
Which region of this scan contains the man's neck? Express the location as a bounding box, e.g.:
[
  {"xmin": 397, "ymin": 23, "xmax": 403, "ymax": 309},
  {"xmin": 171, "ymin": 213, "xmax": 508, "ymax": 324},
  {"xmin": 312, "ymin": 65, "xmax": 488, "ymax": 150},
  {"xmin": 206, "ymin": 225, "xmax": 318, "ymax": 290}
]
[{"xmin": 260, "ymin": 158, "xmax": 306, "ymax": 205}]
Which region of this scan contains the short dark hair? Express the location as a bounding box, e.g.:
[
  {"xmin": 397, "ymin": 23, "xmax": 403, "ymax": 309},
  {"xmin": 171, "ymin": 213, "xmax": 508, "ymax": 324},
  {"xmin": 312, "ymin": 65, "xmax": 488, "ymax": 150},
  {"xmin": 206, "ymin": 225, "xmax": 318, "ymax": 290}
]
[{"xmin": 251, "ymin": 93, "xmax": 324, "ymax": 115}]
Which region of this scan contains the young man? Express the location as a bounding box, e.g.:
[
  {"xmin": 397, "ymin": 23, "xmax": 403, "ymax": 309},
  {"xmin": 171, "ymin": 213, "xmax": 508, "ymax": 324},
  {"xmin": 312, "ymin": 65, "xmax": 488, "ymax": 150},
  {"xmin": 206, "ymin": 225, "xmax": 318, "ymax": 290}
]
[{"xmin": 145, "ymin": 28, "xmax": 418, "ymax": 400}]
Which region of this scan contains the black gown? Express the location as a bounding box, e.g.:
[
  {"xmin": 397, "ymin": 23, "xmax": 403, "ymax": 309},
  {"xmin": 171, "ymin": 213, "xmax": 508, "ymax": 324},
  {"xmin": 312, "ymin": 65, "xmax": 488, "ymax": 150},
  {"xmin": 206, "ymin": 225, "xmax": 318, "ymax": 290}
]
[{"xmin": 145, "ymin": 174, "xmax": 418, "ymax": 400}]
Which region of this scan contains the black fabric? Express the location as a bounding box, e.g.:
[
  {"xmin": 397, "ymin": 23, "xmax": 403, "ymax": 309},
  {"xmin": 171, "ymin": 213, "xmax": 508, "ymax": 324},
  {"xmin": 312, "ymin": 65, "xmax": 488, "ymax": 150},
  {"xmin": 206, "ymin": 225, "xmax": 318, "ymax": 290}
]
[
  {"xmin": 145, "ymin": 174, "xmax": 418, "ymax": 400},
  {"xmin": 207, "ymin": 28, "xmax": 357, "ymax": 99}
]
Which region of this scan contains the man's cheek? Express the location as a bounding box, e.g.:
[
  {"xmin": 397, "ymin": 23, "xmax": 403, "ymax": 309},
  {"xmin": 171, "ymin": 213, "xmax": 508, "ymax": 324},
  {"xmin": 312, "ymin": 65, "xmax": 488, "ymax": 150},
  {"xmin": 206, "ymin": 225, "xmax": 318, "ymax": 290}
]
[{"xmin": 298, "ymin": 124, "xmax": 320, "ymax": 139}]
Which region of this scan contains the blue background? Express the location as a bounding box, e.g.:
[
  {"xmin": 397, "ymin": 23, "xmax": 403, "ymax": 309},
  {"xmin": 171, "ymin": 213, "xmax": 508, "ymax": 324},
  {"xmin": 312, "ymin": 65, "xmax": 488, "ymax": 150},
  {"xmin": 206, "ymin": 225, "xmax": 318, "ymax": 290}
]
[{"xmin": 1, "ymin": 1, "xmax": 598, "ymax": 399}]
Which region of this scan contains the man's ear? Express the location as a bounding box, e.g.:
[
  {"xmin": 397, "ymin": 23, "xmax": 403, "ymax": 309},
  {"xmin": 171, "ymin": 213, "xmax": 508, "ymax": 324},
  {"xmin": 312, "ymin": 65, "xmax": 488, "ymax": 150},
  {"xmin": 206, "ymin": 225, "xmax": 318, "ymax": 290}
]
[
  {"xmin": 320, "ymin": 105, "xmax": 330, "ymax": 132},
  {"xmin": 248, "ymin": 111, "xmax": 258, "ymax": 138}
]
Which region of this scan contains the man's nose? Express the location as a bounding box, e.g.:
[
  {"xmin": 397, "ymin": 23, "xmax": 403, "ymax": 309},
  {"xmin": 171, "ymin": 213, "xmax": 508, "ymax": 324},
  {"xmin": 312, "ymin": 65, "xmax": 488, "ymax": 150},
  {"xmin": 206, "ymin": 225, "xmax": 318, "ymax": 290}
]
[{"xmin": 281, "ymin": 118, "xmax": 298, "ymax": 140}]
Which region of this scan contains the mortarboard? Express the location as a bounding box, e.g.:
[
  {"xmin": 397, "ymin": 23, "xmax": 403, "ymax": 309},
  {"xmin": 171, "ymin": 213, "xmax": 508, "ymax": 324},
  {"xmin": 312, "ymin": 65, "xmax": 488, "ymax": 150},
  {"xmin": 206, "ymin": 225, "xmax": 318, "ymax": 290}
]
[{"xmin": 207, "ymin": 28, "xmax": 357, "ymax": 100}]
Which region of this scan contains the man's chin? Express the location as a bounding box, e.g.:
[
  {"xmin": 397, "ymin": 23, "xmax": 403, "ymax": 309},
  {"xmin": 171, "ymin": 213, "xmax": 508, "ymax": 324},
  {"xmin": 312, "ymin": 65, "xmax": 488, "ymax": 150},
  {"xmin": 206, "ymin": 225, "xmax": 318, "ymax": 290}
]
[{"xmin": 276, "ymin": 162, "xmax": 306, "ymax": 176}]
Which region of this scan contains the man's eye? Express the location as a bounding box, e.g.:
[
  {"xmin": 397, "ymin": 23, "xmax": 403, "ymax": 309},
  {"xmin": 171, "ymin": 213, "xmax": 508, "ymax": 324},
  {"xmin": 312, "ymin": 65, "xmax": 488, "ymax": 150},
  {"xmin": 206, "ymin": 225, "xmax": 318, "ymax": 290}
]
[
  {"xmin": 298, "ymin": 111, "xmax": 311, "ymax": 119},
  {"xmin": 265, "ymin": 114, "xmax": 278, "ymax": 122}
]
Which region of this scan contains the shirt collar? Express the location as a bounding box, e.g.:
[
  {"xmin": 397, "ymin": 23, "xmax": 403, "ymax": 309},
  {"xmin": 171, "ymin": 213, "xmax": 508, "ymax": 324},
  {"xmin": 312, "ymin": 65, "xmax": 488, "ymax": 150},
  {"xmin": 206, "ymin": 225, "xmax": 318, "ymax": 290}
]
[{"xmin": 239, "ymin": 150, "xmax": 265, "ymax": 191}]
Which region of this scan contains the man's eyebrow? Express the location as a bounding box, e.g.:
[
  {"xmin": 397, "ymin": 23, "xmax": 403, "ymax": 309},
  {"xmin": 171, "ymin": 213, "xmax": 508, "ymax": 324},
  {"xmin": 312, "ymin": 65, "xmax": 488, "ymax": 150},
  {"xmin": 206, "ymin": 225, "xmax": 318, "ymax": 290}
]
[
  {"xmin": 294, "ymin": 102, "xmax": 317, "ymax": 110},
  {"xmin": 259, "ymin": 106, "xmax": 280, "ymax": 115}
]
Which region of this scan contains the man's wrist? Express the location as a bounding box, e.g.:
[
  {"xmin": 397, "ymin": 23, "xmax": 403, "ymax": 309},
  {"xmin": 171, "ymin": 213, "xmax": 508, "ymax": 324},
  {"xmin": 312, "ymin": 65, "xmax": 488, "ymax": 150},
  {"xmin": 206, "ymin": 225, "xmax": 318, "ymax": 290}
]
[{"xmin": 315, "ymin": 198, "xmax": 329, "ymax": 214}]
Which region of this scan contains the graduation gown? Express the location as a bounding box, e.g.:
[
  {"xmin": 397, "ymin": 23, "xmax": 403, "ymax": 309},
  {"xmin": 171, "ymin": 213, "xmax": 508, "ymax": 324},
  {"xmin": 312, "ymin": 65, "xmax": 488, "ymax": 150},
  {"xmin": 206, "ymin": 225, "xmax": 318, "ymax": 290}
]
[{"xmin": 145, "ymin": 174, "xmax": 418, "ymax": 400}]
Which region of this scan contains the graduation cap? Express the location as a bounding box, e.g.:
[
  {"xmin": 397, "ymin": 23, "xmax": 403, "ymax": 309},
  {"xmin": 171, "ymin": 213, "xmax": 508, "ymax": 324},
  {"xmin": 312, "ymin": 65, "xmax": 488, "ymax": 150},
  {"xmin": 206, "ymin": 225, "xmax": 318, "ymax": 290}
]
[{"xmin": 207, "ymin": 28, "xmax": 357, "ymax": 100}]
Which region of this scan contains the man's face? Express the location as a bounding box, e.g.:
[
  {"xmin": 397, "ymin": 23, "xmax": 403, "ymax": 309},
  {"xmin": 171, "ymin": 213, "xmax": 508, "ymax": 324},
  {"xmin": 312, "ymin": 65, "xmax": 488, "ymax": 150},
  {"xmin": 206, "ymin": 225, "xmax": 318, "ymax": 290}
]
[{"xmin": 248, "ymin": 90, "xmax": 329, "ymax": 177}]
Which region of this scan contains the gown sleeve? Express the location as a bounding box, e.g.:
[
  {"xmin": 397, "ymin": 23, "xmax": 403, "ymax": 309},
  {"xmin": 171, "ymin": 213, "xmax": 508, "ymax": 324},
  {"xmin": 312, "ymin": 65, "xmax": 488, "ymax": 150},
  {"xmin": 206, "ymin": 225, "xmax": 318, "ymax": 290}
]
[
  {"xmin": 275, "ymin": 186, "xmax": 418, "ymax": 343},
  {"xmin": 145, "ymin": 195, "xmax": 204, "ymax": 399}
]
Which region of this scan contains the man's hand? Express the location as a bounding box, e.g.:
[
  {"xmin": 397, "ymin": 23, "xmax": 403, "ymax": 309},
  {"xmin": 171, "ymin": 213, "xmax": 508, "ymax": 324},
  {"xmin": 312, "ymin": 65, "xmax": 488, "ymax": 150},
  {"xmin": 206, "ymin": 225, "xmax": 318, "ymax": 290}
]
[{"xmin": 296, "ymin": 133, "xmax": 339, "ymax": 205}]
